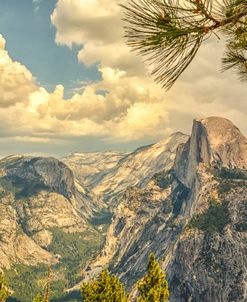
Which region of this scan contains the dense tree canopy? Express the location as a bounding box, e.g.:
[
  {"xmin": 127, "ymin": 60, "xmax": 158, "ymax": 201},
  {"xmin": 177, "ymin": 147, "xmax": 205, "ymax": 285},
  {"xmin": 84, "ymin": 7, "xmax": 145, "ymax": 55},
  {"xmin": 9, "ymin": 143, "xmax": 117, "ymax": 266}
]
[
  {"xmin": 137, "ymin": 253, "xmax": 169, "ymax": 302},
  {"xmin": 81, "ymin": 270, "xmax": 130, "ymax": 302},
  {"xmin": 121, "ymin": 0, "xmax": 247, "ymax": 89}
]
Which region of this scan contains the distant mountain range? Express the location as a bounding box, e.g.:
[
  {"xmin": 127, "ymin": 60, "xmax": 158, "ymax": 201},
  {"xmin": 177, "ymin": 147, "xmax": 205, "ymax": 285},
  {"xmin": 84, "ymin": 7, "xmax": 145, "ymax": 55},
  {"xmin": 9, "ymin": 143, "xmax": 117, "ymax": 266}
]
[{"xmin": 0, "ymin": 117, "xmax": 246, "ymax": 302}]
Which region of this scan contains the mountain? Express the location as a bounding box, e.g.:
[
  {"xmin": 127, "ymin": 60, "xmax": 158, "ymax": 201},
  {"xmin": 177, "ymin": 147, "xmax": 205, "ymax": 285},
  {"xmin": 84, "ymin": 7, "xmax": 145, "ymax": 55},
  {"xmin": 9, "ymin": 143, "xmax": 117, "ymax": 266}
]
[
  {"xmin": 86, "ymin": 117, "xmax": 247, "ymax": 302},
  {"xmin": 64, "ymin": 132, "xmax": 188, "ymax": 206},
  {"xmin": 62, "ymin": 151, "xmax": 128, "ymax": 187},
  {"xmin": 1, "ymin": 117, "xmax": 246, "ymax": 302},
  {"xmin": 0, "ymin": 155, "xmax": 104, "ymax": 301}
]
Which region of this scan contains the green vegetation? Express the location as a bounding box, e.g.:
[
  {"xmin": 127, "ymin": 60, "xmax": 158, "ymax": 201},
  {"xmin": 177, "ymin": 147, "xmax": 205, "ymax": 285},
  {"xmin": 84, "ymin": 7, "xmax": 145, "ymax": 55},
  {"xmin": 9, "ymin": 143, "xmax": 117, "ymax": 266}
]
[
  {"xmin": 48, "ymin": 228, "xmax": 103, "ymax": 287},
  {"xmin": 137, "ymin": 253, "xmax": 169, "ymax": 302},
  {"xmin": 152, "ymin": 171, "xmax": 174, "ymax": 189},
  {"xmin": 0, "ymin": 189, "xmax": 7, "ymax": 198},
  {"xmin": 211, "ymin": 166, "xmax": 247, "ymax": 195},
  {"xmin": 218, "ymin": 167, "xmax": 247, "ymax": 180},
  {"xmin": 0, "ymin": 272, "xmax": 11, "ymax": 302},
  {"xmin": 5, "ymin": 228, "xmax": 104, "ymax": 302},
  {"xmin": 33, "ymin": 293, "xmax": 44, "ymax": 302},
  {"xmin": 81, "ymin": 270, "xmax": 129, "ymax": 302},
  {"xmin": 235, "ymin": 222, "xmax": 247, "ymax": 232},
  {"xmin": 217, "ymin": 179, "xmax": 246, "ymax": 195},
  {"xmin": 188, "ymin": 199, "xmax": 231, "ymax": 234},
  {"xmin": 235, "ymin": 203, "xmax": 247, "ymax": 232},
  {"xmin": 5, "ymin": 264, "xmax": 54, "ymax": 302},
  {"xmin": 3, "ymin": 253, "xmax": 170, "ymax": 302},
  {"xmin": 89, "ymin": 209, "xmax": 113, "ymax": 227},
  {"xmin": 0, "ymin": 178, "xmax": 20, "ymax": 197},
  {"xmin": 1, "ymin": 176, "xmax": 48, "ymax": 200}
]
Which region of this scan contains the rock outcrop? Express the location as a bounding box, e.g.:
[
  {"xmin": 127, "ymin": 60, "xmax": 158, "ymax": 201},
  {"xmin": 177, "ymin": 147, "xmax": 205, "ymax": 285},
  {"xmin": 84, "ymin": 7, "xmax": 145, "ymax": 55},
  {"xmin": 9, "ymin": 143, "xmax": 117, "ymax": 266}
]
[
  {"xmin": 91, "ymin": 132, "xmax": 189, "ymax": 205},
  {"xmin": 63, "ymin": 151, "xmax": 127, "ymax": 187},
  {"xmin": 174, "ymin": 117, "xmax": 247, "ymax": 187},
  {"xmin": 0, "ymin": 155, "xmax": 99, "ymax": 270},
  {"xmin": 86, "ymin": 117, "xmax": 247, "ymax": 302}
]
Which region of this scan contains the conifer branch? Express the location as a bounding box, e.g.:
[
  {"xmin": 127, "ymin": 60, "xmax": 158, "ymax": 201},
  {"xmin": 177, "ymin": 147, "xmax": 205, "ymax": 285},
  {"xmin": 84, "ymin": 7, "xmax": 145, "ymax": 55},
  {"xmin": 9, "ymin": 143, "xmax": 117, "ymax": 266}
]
[{"xmin": 121, "ymin": 0, "xmax": 247, "ymax": 89}]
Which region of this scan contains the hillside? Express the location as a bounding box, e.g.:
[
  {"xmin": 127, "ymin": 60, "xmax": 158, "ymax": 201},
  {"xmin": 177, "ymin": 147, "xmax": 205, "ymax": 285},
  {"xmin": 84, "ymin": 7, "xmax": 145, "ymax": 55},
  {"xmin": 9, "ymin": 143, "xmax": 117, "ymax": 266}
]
[
  {"xmin": 85, "ymin": 117, "xmax": 247, "ymax": 302},
  {"xmin": 0, "ymin": 156, "xmax": 104, "ymax": 301}
]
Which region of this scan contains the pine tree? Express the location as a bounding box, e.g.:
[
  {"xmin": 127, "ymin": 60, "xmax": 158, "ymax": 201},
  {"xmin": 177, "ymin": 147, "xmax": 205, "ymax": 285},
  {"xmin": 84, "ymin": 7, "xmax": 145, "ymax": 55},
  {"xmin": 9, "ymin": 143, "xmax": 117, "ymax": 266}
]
[
  {"xmin": 33, "ymin": 265, "xmax": 50, "ymax": 302},
  {"xmin": 80, "ymin": 269, "xmax": 129, "ymax": 302},
  {"xmin": 121, "ymin": 0, "xmax": 247, "ymax": 89},
  {"xmin": 33, "ymin": 293, "xmax": 44, "ymax": 302},
  {"xmin": 137, "ymin": 253, "xmax": 169, "ymax": 302},
  {"xmin": 0, "ymin": 272, "xmax": 10, "ymax": 302}
]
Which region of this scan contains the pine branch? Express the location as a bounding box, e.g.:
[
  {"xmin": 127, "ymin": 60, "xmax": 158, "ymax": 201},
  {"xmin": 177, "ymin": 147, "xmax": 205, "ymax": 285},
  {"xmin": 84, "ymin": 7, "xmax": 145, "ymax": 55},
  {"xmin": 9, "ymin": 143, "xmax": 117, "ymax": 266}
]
[{"xmin": 121, "ymin": 0, "xmax": 247, "ymax": 89}]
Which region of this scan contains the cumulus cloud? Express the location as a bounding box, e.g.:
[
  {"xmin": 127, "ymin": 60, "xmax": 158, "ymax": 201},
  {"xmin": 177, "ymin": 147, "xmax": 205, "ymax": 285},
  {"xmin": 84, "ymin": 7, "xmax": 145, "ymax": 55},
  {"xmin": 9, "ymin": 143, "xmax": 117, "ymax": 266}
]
[
  {"xmin": 51, "ymin": 0, "xmax": 145, "ymax": 75},
  {"xmin": 35, "ymin": 67, "xmax": 169, "ymax": 139},
  {"xmin": 0, "ymin": 0, "xmax": 246, "ymax": 155},
  {"xmin": 0, "ymin": 39, "xmax": 169, "ymax": 145},
  {"xmin": 0, "ymin": 35, "xmax": 36, "ymax": 108},
  {"xmin": 50, "ymin": 0, "xmax": 247, "ymax": 137}
]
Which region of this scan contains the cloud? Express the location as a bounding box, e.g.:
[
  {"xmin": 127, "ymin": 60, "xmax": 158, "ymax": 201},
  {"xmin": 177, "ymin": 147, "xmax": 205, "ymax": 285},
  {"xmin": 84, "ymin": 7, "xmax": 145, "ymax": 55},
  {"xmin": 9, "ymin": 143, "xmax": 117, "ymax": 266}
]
[
  {"xmin": 51, "ymin": 0, "xmax": 145, "ymax": 75},
  {"xmin": 0, "ymin": 0, "xmax": 246, "ymax": 155},
  {"xmin": 35, "ymin": 67, "xmax": 170, "ymax": 139},
  {"xmin": 0, "ymin": 39, "xmax": 169, "ymax": 145},
  {"xmin": 32, "ymin": 0, "xmax": 42, "ymax": 12},
  {"xmin": 0, "ymin": 35, "xmax": 36, "ymax": 108},
  {"xmin": 50, "ymin": 0, "xmax": 247, "ymax": 137}
]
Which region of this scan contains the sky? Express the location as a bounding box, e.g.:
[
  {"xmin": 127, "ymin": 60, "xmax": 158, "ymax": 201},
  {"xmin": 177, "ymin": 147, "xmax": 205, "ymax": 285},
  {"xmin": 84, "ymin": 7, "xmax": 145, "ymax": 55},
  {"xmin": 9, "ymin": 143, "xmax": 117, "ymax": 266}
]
[{"xmin": 0, "ymin": 0, "xmax": 246, "ymax": 157}]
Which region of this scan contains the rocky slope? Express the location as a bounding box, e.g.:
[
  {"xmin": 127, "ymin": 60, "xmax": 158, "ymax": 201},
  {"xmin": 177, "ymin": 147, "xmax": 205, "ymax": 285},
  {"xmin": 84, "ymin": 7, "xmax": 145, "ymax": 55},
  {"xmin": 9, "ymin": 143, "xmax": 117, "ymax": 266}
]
[
  {"xmin": 62, "ymin": 151, "xmax": 128, "ymax": 187},
  {"xmin": 66, "ymin": 132, "xmax": 188, "ymax": 206},
  {"xmin": 0, "ymin": 155, "xmax": 105, "ymax": 300},
  {"xmin": 86, "ymin": 117, "xmax": 247, "ymax": 302}
]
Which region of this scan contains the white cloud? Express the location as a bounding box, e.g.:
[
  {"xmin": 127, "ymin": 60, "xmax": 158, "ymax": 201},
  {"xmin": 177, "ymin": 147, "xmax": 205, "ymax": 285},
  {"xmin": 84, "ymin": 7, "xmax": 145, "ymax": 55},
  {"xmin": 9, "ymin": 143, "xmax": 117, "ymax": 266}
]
[
  {"xmin": 50, "ymin": 0, "xmax": 247, "ymax": 137},
  {"xmin": 0, "ymin": 39, "xmax": 169, "ymax": 144},
  {"xmin": 0, "ymin": 35, "xmax": 36, "ymax": 108},
  {"xmin": 0, "ymin": 0, "xmax": 246, "ymax": 153}
]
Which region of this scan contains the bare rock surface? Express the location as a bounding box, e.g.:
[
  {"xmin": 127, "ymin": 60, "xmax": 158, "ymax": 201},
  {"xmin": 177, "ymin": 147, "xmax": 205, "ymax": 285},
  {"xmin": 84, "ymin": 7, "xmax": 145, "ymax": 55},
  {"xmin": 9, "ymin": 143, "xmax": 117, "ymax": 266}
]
[{"xmin": 85, "ymin": 117, "xmax": 247, "ymax": 302}]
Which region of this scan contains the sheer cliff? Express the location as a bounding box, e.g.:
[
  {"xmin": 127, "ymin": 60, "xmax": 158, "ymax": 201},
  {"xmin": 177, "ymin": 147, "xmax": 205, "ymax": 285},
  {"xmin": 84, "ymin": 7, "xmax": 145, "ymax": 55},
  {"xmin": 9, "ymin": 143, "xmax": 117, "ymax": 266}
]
[{"xmin": 86, "ymin": 117, "xmax": 247, "ymax": 302}]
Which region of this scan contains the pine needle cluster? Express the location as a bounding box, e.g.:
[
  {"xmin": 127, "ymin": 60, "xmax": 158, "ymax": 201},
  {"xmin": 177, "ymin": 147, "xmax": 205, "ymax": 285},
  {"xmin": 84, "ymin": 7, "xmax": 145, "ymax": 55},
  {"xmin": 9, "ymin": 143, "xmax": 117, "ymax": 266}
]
[{"xmin": 121, "ymin": 0, "xmax": 247, "ymax": 89}]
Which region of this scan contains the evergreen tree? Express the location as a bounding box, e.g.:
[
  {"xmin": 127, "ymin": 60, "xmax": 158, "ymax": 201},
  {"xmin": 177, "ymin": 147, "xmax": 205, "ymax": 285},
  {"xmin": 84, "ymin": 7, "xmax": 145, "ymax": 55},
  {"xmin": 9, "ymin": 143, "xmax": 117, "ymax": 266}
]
[
  {"xmin": 33, "ymin": 266, "xmax": 50, "ymax": 302},
  {"xmin": 0, "ymin": 272, "xmax": 10, "ymax": 302},
  {"xmin": 80, "ymin": 270, "xmax": 129, "ymax": 302},
  {"xmin": 121, "ymin": 0, "xmax": 247, "ymax": 89},
  {"xmin": 33, "ymin": 293, "xmax": 44, "ymax": 302},
  {"xmin": 137, "ymin": 253, "xmax": 169, "ymax": 302}
]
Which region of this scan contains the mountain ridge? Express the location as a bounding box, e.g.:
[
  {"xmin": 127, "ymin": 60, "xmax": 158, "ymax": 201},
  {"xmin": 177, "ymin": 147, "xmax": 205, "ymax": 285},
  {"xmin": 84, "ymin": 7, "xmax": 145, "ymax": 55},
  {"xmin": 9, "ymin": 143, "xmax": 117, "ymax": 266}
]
[{"xmin": 82, "ymin": 116, "xmax": 247, "ymax": 302}]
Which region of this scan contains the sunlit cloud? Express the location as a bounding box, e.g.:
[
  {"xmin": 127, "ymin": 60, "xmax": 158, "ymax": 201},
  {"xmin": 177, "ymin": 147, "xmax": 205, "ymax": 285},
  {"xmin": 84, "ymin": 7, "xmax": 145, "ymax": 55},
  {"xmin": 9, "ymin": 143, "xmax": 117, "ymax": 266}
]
[{"xmin": 0, "ymin": 0, "xmax": 246, "ymax": 155}]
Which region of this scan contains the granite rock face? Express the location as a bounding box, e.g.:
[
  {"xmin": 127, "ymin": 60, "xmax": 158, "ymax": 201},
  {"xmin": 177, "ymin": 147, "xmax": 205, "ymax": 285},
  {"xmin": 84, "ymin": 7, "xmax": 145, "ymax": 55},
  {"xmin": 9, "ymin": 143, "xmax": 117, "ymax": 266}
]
[
  {"xmin": 63, "ymin": 151, "xmax": 127, "ymax": 187},
  {"xmin": 86, "ymin": 117, "xmax": 247, "ymax": 302},
  {"xmin": 63, "ymin": 133, "xmax": 189, "ymax": 208},
  {"xmin": 174, "ymin": 117, "xmax": 247, "ymax": 187},
  {"xmin": 3, "ymin": 156, "xmax": 75, "ymax": 199},
  {"xmin": 0, "ymin": 156, "xmax": 97, "ymax": 270}
]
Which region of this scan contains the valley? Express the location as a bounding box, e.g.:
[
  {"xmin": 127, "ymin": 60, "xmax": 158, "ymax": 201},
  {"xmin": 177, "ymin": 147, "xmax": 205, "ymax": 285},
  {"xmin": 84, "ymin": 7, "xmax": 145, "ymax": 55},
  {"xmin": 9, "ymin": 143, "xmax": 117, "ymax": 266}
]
[{"xmin": 0, "ymin": 117, "xmax": 246, "ymax": 302}]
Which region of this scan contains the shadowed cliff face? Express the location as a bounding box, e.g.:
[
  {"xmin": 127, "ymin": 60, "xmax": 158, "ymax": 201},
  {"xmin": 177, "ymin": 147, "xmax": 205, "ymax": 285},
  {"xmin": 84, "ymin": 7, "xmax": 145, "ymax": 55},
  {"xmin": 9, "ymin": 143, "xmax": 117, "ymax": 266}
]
[
  {"xmin": 3, "ymin": 156, "xmax": 75, "ymax": 200},
  {"xmin": 0, "ymin": 155, "xmax": 103, "ymax": 271},
  {"xmin": 85, "ymin": 117, "xmax": 247, "ymax": 302}
]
